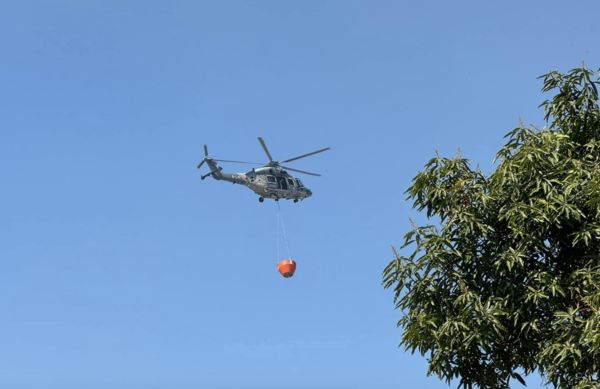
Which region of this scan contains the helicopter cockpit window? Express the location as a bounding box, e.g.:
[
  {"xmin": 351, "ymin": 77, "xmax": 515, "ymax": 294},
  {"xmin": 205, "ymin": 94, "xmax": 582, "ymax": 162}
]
[
  {"xmin": 296, "ymin": 179, "xmax": 304, "ymax": 187},
  {"xmin": 287, "ymin": 178, "xmax": 295, "ymax": 186},
  {"xmin": 267, "ymin": 176, "xmax": 276, "ymax": 183}
]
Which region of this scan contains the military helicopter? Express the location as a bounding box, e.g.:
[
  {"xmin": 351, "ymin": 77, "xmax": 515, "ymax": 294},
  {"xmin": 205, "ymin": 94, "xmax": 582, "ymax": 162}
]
[{"xmin": 197, "ymin": 137, "xmax": 330, "ymax": 202}]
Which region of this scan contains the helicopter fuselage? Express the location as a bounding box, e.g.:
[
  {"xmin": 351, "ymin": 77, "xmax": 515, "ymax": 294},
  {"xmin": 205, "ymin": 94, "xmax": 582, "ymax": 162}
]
[{"xmin": 208, "ymin": 163, "xmax": 312, "ymax": 202}]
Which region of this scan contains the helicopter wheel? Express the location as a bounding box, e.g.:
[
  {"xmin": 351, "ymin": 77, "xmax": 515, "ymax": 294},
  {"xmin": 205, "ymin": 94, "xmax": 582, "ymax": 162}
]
[
  {"xmin": 259, "ymin": 197, "xmax": 264, "ymax": 203},
  {"xmin": 294, "ymin": 199, "xmax": 298, "ymax": 203}
]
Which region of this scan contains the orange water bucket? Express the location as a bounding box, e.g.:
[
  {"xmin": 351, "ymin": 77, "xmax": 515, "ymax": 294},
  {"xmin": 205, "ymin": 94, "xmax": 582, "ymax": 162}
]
[{"xmin": 277, "ymin": 258, "xmax": 297, "ymax": 278}]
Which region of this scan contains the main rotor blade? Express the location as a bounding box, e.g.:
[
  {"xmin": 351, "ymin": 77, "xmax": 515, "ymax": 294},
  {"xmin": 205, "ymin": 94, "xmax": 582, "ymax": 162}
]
[
  {"xmin": 281, "ymin": 147, "xmax": 330, "ymax": 163},
  {"xmin": 204, "ymin": 144, "xmax": 208, "ymax": 157},
  {"xmin": 258, "ymin": 137, "xmax": 274, "ymax": 162},
  {"xmin": 280, "ymin": 165, "xmax": 321, "ymax": 176},
  {"xmin": 212, "ymin": 159, "xmax": 263, "ymax": 165}
]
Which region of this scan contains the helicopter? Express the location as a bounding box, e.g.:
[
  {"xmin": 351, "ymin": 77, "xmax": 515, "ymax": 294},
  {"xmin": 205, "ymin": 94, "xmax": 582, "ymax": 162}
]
[{"xmin": 197, "ymin": 137, "xmax": 330, "ymax": 203}]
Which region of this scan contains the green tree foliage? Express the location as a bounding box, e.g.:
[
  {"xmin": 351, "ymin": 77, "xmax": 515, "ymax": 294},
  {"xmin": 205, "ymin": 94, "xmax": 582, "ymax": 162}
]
[{"xmin": 383, "ymin": 66, "xmax": 600, "ymax": 389}]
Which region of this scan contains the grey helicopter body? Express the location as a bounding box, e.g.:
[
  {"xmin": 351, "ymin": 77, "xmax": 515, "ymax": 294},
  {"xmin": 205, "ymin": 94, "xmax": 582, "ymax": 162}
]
[{"xmin": 197, "ymin": 137, "xmax": 329, "ymax": 202}]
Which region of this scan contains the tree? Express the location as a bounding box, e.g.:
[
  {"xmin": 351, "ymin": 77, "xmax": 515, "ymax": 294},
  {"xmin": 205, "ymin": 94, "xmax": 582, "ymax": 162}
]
[{"xmin": 383, "ymin": 66, "xmax": 600, "ymax": 389}]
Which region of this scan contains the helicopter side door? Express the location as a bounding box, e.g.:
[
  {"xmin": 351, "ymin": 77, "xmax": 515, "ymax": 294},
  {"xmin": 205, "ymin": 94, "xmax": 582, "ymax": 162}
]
[
  {"xmin": 277, "ymin": 176, "xmax": 288, "ymax": 190},
  {"xmin": 286, "ymin": 177, "xmax": 296, "ymax": 193},
  {"xmin": 266, "ymin": 175, "xmax": 278, "ymax": 189}
]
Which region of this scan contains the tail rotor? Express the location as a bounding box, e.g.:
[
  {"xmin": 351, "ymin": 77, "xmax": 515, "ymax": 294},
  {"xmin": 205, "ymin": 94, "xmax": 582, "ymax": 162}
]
[
  {"xmin": 197, "ymin": 145, "xmax": 209, "ymax": 169},
  {"xmin": 198, "ymin": 144, "xmax": 216, "ymax": 180}
]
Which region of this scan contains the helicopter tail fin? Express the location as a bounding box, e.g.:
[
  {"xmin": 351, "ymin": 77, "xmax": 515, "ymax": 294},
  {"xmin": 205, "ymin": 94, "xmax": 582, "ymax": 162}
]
[
  {"xmin": 198, "ymin": 145, "xmax": 223, "ymax": 180},
  {"xmin": 204, "ymin": 159, "xmax": 223, "ymax": 180}
]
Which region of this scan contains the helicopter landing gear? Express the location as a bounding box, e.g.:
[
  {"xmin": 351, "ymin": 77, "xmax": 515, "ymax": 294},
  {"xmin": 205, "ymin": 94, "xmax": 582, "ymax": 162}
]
[
  {"xmin": 294, "ymin": 199, "xmax": 298, "ymax": 203},
  {"xmin": 259, "ymin": 197, "xmax": 264, "ymax": 203}
]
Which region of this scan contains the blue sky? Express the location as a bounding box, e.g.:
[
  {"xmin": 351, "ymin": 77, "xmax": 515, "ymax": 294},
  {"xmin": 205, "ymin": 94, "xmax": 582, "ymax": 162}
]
[{"xmin": 1, "ymin": 1, "xmax": 599, "ymax": 388}]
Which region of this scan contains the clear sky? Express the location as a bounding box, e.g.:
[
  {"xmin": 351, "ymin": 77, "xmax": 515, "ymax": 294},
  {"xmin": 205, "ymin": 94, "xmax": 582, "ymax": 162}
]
[{"xmin": 1, "ymin": 1, "xmax": 599, "ymax": 388}]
